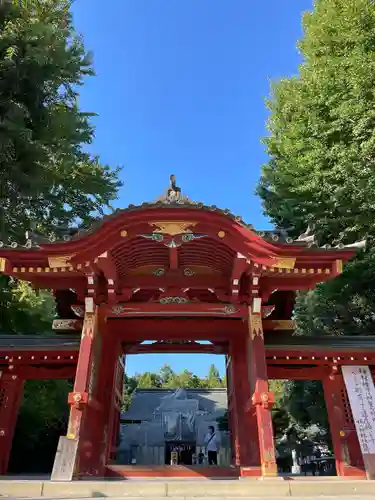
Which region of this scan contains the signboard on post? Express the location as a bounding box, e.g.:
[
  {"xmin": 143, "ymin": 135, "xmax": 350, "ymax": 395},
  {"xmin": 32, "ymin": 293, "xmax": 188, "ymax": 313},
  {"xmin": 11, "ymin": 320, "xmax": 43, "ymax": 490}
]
[
  {"xmin": 342, "ymin": 366, "xmax": 375, "ymax": 479},
  {"xmin": 51, "ymin": 436, "xmax": 78, "ymax": 481}
]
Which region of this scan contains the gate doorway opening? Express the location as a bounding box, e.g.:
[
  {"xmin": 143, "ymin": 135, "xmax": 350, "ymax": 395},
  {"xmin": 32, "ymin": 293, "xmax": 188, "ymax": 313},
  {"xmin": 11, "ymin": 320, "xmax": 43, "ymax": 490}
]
[
  {"xmin": 270, "ymin": 379, "xmax": 335, "ymax": 477},
  {"xmin": 118, "ymin": 349, "xmax": 229, "ymax": 468},
  {"xmin": 8, "ymin": 379, "xmax": 72, "ymax": 475}
]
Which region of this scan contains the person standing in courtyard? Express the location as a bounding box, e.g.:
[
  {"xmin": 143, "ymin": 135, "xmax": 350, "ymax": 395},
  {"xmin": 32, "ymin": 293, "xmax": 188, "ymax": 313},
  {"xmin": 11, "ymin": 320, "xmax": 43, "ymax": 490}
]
[{"xmin": 204, "ymin": 425, "xmax": 219, "ymax": 466}]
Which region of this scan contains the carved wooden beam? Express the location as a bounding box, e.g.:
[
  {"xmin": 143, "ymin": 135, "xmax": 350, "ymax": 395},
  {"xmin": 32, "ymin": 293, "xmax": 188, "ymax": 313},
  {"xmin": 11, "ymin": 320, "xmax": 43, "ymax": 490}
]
[
  {"xmin": 52, "ymin": 319, "xmax": 83, "ymax": 331},
  {"xmin": 105, "ymin": 302, "xmax": 246, "ymax": 318},
  {"xmin": 229, "ymin": 253, "xmax": 248, "ymax": 299},
  {"xmin": 120, "ymin": 273, "xmax": 226, "ymax": 289},
  {"xmin": 169, "ymin": 246, "xmax": 179, "ymax": 270},
  {"xmin": 94, "ymin": 251, "xmax": 119, "ymax": 303},
  {"xmin": 262, "ymin": 319, "xmax": 295, "ymax": 331}
]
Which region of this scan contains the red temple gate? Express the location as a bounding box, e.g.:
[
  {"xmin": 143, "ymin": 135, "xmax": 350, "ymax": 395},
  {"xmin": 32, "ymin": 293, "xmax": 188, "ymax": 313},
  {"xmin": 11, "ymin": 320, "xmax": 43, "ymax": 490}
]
[{"xmin": 0, "ymin": 178, "xmax": 373, "ymax": 479}]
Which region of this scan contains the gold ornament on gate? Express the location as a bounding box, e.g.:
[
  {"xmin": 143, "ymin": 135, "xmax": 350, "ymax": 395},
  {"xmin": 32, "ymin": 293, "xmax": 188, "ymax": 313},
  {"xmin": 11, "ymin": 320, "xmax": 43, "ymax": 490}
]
[
  {"xmin": 261, "ymin": 393, "xmax": 269, "ymax": 403},
  {"xmin": 149, "ymin": 221, "xmax": 197, "ymax": 236},
  {"xmin": 251, "ymin": 314, "xmax": 263, "ymax": 339},
  {"xmin": 73, "ymin": 393, "xmax": 82, "ymax": 403}
]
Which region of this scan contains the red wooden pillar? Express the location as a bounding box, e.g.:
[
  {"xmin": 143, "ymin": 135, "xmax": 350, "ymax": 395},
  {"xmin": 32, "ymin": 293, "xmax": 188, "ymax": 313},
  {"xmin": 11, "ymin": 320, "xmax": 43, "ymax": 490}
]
[
  {"xmin": 323, "ymin": 373, "xmax": 365, "ymax": 477},
  {"xmin": 0, "ymin": 374, "xmax": 24, "ymax": 474},
  {"xmin": 247, "ymin": 303, "xmax": 277, "ymax": 477},
  {"xmin": 226, "ymin": 350, "xmax": 241, "ymax": 465},
  {"xmin": 66, "ymin": 299, "xmax": 104, "ymax": 476},
  {"xmin": 226, "ymin": 356, "xmax": 237, "ymax": 466},
  {"xmin": 230, "ymin": 333, "xmax": 260, "ymax": 469},
  {"xmin": 106, "ymin": 353, "xmax": 125, "ymax": 463}
]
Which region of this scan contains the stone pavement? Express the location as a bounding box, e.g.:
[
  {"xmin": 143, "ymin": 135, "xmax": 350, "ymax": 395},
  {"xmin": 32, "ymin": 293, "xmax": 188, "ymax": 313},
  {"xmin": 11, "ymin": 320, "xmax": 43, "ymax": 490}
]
[
  {"xmin": 16, "ymin": 495, "xmax": 374, "ymax": 500},
  {"xmin": 0, "ymin": 479, "xmax": 375, "ymax": 498}
]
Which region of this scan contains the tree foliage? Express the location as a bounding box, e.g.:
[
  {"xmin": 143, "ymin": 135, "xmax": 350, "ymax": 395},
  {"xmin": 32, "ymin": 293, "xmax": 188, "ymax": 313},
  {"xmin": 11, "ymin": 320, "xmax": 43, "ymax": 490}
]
[
  {"xmin": 256, "ymin": 0, "xmax": 375, "ymax": 446},
  {"xmin": 0, "ymin": 0, "xmax": 121, "ymax": 241},
  {"xmin": 0, "ymin": 0, "xmax": 120, "ymax": 473},
  {"xmin": 257, "ymin": 0, "xmax": 375, "ymax": 337},
  {"xmin": 8, "ymin": 379, "xmax": 73, "ymax": 473},
  {"xmin": 123, "ymin": 364, "xmax": 225, "ymax": 407},
  {"xmin": 258, "ymin": 0, "xmax": 375, "ymax": 245},
  {"xmin": 0, "ymin": 276, "xmax": 55, "ymax": 333}
]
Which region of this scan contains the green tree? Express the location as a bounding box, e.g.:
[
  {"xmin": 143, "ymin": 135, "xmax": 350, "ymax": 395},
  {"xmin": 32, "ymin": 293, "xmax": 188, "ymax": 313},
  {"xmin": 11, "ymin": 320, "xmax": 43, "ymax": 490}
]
[
  {"xmin": 136, "ymin": 372, "xmax": 162, "ymax": 389},
  {"xmin": 256, "ymin": 0, "xmax": 375, "ymax": 444},
  {"xmin": 0, "ymin": 276, "xmax": 55, "ymax": 333},
  {"xmin": 258, "ymin": 0, "xmax": 375, "ymax": 245},
  {"xmin": 206, "ymin": 364, "xmax": 223, "ymax": 388},
  {"xmin": 178, "ymin": 369, "xmax": 202, "ymax": 389},
  {"xmin": 257, "ymin": 0, "xmax": 375, "ymax": 338},
  {"xmin": 160, "ymin": 364, "xmax": 177, "ymax": 387},
  {"xmin": 122, "ymin": 374, "xmax": 139, "ymax": 411},
  {"xmin": 216, "ymin": 410, "xmax": 229, "ymax": 432},
  {"xmin": 8, "ymin": 379, "xmax": 72, "ymax": 473},
  {"xmin": 0, "ymin": 0, "xmax": 120, "ymax": 474},
  {"xmin": 269, "ymin": 379, "xmax": 287, "ymax": 407},
  {"xmin": 0, "ymin": 0, "xmax": 121, "ymax": 241}
]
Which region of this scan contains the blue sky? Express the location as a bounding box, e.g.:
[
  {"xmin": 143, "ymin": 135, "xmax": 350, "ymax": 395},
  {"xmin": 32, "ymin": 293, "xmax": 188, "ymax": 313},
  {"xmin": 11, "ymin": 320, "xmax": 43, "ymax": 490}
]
[{"xmin": 71, "ymin": 0, "xmax": 312, "ymax": 377}]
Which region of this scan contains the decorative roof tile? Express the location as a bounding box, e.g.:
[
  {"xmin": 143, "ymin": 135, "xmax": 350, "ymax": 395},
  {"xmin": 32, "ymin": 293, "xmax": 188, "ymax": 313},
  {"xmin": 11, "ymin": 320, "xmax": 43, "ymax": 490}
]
[{"xmin": 0, "ymin": 175, "xmax": 365, "ymax": 252}]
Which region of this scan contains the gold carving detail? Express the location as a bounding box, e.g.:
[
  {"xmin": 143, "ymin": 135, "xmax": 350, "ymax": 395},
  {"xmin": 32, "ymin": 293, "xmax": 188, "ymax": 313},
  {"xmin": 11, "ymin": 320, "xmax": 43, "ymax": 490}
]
[
  {"xmin": 48, "ymin": 255, "xmax": 73, "ymax": 268},
  {"xmin": 263, "ymin": 319, "xmax": 295, "ymax": 331},
  {"xmin": 218, "ymin": 231, "xmax": 226, "ymax": 238},
  {"xmin": 52, "ymin": 319, "xmax": 81, "ymax": 331},
  {"xmin": 250, "ymin": 313, "xmax": 263, "ymax": 339},
  {"xmin": 336, "ymin": 259, "xmax": 343, "ymax": 274},
  {"xmin": 270, "ymin": 257, "xmax": 296, "ymax": 269},
  {"xmin": 150, "ymin": 221, "xmax": 197, "ymax": 236},
  {"xmin": 0, "ymin": 257, "xmax": 7, "ymax": 273},
  {"xmin": 261, "ymin": 461, "xmax": 277, "ymax": 477},
  {"xmin": 67, "ymin": 414, "xmax": 80, "ymax": 439},
  {"xmin": 82, "ymin": 312, "xmax": 95, "ymax": 339}
]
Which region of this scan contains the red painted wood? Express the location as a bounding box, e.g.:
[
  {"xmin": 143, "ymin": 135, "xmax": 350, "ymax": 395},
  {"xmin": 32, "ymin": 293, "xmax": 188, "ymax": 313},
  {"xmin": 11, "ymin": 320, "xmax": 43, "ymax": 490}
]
[
  {"xmin": 247, "ymin": 312, "xmax": 277, "ymax": 477},
  {"xmin": 65, "ymin": 307, "xmax": 105, "ymax": 476},
  {"xmin": 267, "ymin": 366, "xmax": 326, "ymax": 380},
  {"xmin": 227, "ymin": 352, "xmax": 240, "ymax": 466},
  {"xmin": 266, "ymin": 351, "xmax": 375, "ymax": 364},
  {"xmin": 0, "ymin": 375, "xmax": 24, "ymax": 474},
  {"xmin": 0, "ymin": 350, "xmax": 78, "ymax": 363},
  {"xmin": 230, "ymin": 336, "xmax": 260, "ymax": 467},
  {"xmin": 105, "ymin": 302, "xmax": 247, "ymax": 318},
  {"xmin": 169, "ymin": 247, "xmax": 179, "ymax": 269},
  {"xmin": 125, "ymin": 342, "xmax": 228, "ymax": 354},
  {"xmin": 106, "ymin": 352, "xmax": 124, "ymax": 463},
  {"xmin": 0, "ymin": 204, "xmax": 365, "ymax": 480},
  {"xmin": 0, "ymin": 366, "xmax": 76, "ymax": 380},
  {"xmin": 323, "ymin": 375, "xmax": 365, "ymax": 477},
  {"xmin": 109, "ymin": 317, "xmax": 242, "ymax": 340},
  {"xmin": 240, "ymin": 466, "xmax": 262, "ymax": 477},
  {"xmin": 226, "ymin": 359, "xmax": 236, "ymax": 466},
  {"xmin": 121, "ymin": 274, "xmax": 227, "ymax": 289},
  {"xmin": 1, "ymin": 207, "xmax": 355, "ymax": 283}
]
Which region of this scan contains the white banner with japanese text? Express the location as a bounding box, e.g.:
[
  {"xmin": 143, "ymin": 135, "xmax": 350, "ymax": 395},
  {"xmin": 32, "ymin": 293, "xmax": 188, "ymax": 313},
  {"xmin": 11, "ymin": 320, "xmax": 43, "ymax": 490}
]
[{"xmin": 342, "ymin": 366, "xmax": 375, "ymax": 455}]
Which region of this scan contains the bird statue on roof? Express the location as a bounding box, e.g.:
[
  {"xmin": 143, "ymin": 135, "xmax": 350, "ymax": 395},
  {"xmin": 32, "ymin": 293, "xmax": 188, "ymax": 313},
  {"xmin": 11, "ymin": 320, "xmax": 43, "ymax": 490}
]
[{"xmin": 167, "ymin": 174, "xmax": 182, "ymax": 202}]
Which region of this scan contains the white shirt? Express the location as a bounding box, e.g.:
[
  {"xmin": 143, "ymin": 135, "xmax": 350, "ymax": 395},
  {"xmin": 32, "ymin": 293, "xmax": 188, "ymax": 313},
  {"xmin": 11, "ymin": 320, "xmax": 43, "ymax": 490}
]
[{"xmin": 204, "ymin": 432, "xmax": 219, "ymax": 452}]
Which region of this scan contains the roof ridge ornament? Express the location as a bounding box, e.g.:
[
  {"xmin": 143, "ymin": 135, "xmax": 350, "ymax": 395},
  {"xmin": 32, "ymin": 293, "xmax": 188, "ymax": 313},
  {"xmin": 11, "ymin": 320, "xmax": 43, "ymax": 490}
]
[
  {"xmin": 155, "ymin": 174, "xmax": 192, "ymax": 205},
  {"xmin": 343, "ymin": 239, "xmax": 367, "ymax": 250},
  {"xmin": 296, "ymin": 223, "xmax": 316, "ymax": 245}
]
